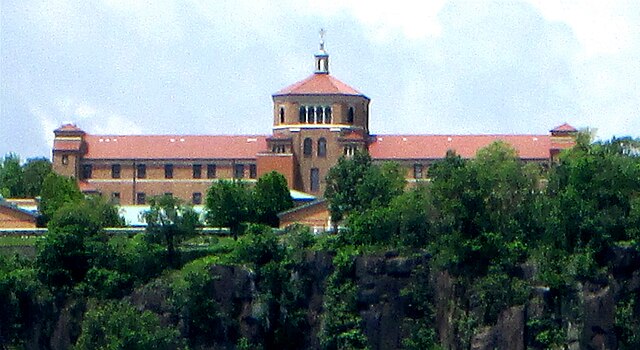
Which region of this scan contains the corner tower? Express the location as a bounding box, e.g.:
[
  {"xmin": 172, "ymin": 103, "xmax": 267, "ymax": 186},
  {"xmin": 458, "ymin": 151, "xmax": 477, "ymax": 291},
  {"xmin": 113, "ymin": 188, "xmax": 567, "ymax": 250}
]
[{"xmin": 268, "ymin": 32, "xmax": 371, "ymax": 195}]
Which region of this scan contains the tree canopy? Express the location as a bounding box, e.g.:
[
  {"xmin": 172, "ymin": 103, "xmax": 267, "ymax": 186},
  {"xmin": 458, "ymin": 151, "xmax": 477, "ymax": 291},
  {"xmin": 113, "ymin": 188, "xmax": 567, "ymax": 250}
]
[
  {"xmin": 0, "ymin": 154, "xmax": 52, "ymax": 198},
  {"xmin": 0, "ymin": 153, "xmax": 24, "ymax": 198},
  {"xmin": 324, "ymin": 151, "xmax": 405, "ymax": 226},
  {"xmin": 252, "ymin": 171, "xmax": 294, "ymax": 227},
  {"xmin": 205, "ymin": 172, "xmax": 294, "ymax": 237},
  {"xmin": 143, "ymin": 194, "xmax": 199, "ymax": 267},
  {"xmin": 205, "ymin": 180, "xmax": 252, "ymax": 239},
  {"xmin": 38, "ymin": 173, "xmax": 84, "ymax": 224}
]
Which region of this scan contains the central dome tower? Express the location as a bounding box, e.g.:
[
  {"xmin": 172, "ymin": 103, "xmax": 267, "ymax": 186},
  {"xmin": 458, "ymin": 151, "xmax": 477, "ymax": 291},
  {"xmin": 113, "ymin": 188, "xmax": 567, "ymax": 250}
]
[{"xmin": 265, "ymin": 33, "xmax": 371, "ymax": 194}]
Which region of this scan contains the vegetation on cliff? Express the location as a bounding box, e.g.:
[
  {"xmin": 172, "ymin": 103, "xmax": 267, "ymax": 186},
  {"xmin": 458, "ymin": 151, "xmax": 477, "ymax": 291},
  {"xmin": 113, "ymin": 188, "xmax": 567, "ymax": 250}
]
[{"xmin": 0, "ymin": 136, "xmax": 639, "ymax": 349}]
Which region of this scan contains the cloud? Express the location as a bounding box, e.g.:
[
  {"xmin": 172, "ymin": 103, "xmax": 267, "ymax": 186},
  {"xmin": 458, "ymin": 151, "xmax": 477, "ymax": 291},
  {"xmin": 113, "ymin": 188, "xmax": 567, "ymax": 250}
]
[
  {"xmin": 528, "ymin": 0, "xmax": 635, "ymax": 56},
  {"xmin": 1, "ymin": 0, "xmax": 639, "ymax": 161},
  {"xmin": 89, "ymin": 114, "xmax": 144, "ymax": 135}
]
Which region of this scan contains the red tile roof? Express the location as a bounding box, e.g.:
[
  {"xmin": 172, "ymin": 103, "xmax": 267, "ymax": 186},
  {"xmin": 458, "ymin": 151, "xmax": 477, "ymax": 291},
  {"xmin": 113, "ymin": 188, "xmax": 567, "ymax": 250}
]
[
  {"xmin": 83, "ymin": 135, "xmax": 268, "ymax": 160},
  {"xmin": 551, "ymin": 123, "xmax": 577, "ymax": 132},
  {"xmin": 369, "ymin": 134, "xmax": 553, "ymax": 160},
  {"xmin": 275, "ymin": 73, "xmax": 366, "ymax": 97},
  {"xmin": 55, "ymin": 124, "xmax": 85, "ymax": 133},
  {"xmin": 53, "ymin": 139, "xmax": 83, "ymax": 151}
]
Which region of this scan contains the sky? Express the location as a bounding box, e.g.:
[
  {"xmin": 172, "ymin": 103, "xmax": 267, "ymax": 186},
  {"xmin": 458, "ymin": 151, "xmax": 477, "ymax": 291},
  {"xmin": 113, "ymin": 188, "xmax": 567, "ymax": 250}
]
[{"xmin": 1, "ymin": 0, "xmax": 639, "ymax": 160}]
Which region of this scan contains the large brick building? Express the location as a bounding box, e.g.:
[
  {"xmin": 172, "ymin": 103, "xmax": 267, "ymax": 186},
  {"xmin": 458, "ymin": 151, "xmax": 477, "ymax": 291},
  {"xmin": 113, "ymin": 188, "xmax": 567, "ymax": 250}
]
[{"xmin": 52, "ymin": 39, "xmax": 576, "ymax": 206}]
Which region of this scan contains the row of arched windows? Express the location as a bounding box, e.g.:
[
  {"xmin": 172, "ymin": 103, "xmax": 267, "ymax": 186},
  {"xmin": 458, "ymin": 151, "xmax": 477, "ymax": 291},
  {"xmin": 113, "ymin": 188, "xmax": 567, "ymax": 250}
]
[
  {"xmin": 299, "ymin": 106, "xmax": 332, "ymax": 124},
  {"xmin": 303, "ymin": 137, "xmax": 327, "ymax": 157},
  {"xmin": 278, "ymin": 106, "xmax": 357, "ymax": 125}
]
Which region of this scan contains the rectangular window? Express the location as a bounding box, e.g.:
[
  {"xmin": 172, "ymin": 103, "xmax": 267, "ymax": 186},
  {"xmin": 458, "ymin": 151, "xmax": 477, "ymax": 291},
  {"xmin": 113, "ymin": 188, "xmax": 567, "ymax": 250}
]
[
  {"xmin": 413, "ymin": 164, "xmax": 423, "ymax": 179},
  {"xmin": 164, "ymin": 164, "xmax": 173, "ymax": 179},
  {"xmin": 193, "ymin": 164, "xmax": 202, "ymax": 179},
  {"xmin": 111, "ymin": 192, "xmax": 120, "ymax": 205},
  {"xmin": 111, "ymin": 164, "xmax": 121, "ymax": 179},
  {"xmin": 61, "ymin": 155, "xmax": 69, "ymax": 165},
  {"xmin": 82, "ymin": 164, "xmax": 92, "ymax": 179},
  {"xmin": 192, "ymin": 192, "xmax": 202, "ymax": 205},
  {"xmin": 136, "ymin": 192, "xmax": 146, "ymax": 205},
  {"xmin": 310, "ymin": 168, "xmax": 320, "ymax": 192},
  {"xmin": 207, "ymin": 164, "xmax": 216, "ymax": 179},
  {"xmin": 137, "ymin": 164, "xmax": 146, "ymax": 179},
  {"xmin": 249, "ymin": 164, "xmax": 257, "ymax": 179},
  {"xmin": 234, "ymin": 164, "xmax": 245, "ymax": 179}
]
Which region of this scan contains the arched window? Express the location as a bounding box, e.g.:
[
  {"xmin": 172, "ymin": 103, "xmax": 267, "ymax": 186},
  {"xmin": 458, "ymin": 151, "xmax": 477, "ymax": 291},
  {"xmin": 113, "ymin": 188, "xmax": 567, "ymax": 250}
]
[
  {"xmin": 308, "ymin": 106, "xmax": 316, "ymax": 123},
  {"xmin": 279, "ymin": 107, "xmax": 285, "ymax": 123},
  {"xmin": 310, "ymin": 168, "xmax": 320, "ymax": 192},
  {"xmin": 347, "ymin": 107, "xmax": 354, "ymax": 124},
  {"xmin": 317, "ymin": 138, "xmax": 327, "ymax": 157},
  {"xmin": 344, "ymin": 145, "xmax": 356, "ymax": 157},
  {"xmin": 299, "ymin": 106, "xmax": 306, "ymax": 123},
  {"xmin": 303, "ymin": 138, "xmax": 312, "ymax": 157},
  {"xmin": 324, "ymin": 107, "xmax": 332, "ymax": 124}
]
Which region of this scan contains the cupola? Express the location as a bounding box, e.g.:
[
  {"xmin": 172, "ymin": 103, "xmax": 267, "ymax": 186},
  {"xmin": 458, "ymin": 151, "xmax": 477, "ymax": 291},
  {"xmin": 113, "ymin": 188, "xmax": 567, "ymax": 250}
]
[{"xmin": 315, "ymin": 29, "xmax": 329, "ymax": 74}]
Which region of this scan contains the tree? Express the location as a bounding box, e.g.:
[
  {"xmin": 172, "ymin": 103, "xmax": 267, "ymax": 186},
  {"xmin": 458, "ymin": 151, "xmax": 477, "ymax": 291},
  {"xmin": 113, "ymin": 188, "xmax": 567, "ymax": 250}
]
[
  {"xmin": 0, "ymin": 153, "xmax": 25, "ymax": 197},
  {"xmin": 324, "ymin": 151, "xmax": 372, "ymax": 224},
  {"xmin": 38, "ymin": 173, "xmax": 83, "ymax": 224},
  {"xmin": 355, "ymin": 161, "xmax": 406, "ymax": 210},
  {"xmin": 84, "ymin": 195, "xmax": 125, "ymax": 227},
  {"xmin": 75, "ymin": 300, "xmax": 185, "ymax": 350},
  {"xmin": 325, "ymin": 151, "xmax": 406, "ymax": 224},
  {"xmin": 252, "ymin": 171, "xmax": 293, "ymax": 227},
  {"xmin": 36, "ymin": 200, "xmax": 105, "ymax": 292},
  {"xmin": 205, "ymin": 180, "xmax": 252, "ymax": 239},
  {"xmin": 428, "ymin": 142, "xmax": 539, "ymax": 277},
  {"xmin": 143, "ymin": 195, "xmax": 199, "ymax": 267},
  {"xmin": 0, "ymin": 255, "xmax": 53, "ymax": 348},
  {"xmin": 545, "ymin": 137, "xmax": 640, "ymax": 261},
  {"xmin": 22, "ymin": 157, "xmax": 52, "ymax": 197}
]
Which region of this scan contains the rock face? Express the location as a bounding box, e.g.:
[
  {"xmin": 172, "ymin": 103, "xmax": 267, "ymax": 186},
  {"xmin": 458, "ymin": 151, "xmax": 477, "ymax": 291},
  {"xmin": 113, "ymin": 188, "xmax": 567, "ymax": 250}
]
[
  {"xmin": 43, "ymin": 246, "xmax": 640, "ymax": 350},
  {"xmin": 471, "ymin": 306, "xmax": 525, "ymax": 350},
  {"xmin": 355, "ymin": 254, "xmax": 428, "ymax": 350},
  {"xmin": 582, "ymin": 282, "xmax": 616, "ymax": 350}
]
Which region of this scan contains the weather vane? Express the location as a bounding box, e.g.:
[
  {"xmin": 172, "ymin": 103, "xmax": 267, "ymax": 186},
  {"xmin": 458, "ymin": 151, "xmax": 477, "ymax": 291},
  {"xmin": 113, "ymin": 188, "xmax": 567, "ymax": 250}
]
[{"xmin": 319, "ymin": 28, "xmax": 326, "ymax": 49}]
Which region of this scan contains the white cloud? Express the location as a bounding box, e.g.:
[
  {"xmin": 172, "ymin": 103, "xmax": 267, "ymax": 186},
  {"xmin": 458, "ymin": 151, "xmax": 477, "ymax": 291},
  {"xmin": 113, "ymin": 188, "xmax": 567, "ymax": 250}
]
[
  {"xmin": 100, "ymin": 0, "xmax": 184, "ymax": 42},
  {"xmin": 89, "ymin": 114, "xmax": 144, "ymax": 135},
  {"xmin": 31, "ymin": 107, "xmax": 59, "ymax": 152},
  {"xmin": 4, "ymin": 0, "xmax": 639, "ymax": 161},
  {"xmin": 528, "ymin": 0, "xmax": 635, "ymax": 56},
  {"xmin": 300, "ymin": 0, "xmax": 447, "ymax": 41}
]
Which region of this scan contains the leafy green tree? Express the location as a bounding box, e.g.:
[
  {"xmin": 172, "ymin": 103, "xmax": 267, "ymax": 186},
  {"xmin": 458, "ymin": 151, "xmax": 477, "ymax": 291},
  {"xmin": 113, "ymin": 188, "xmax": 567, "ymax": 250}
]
[
  {"xmin": 38, "ymin": 173, "xmax": 83, "ymax": 224},
  {"xmin": 0, "ymin": 153, "xmax": 25, "ymax": 197},
  {"xmin": 325, "ymin": 152, "xmax": 405, "ymax": 230},
  {"xmin": 324, "ymin": 151, "xmax": 372, "ymax": 225},
  {"xmin": 0, "ymin": 255, "xmax": 53, "ymax": 348},
  {"xmin": 206, "ymin": 180, "xmax": 252, "ymax": 239},
  {"xmin": 22, "ymin": 157, "xmax": 52, "ymax": 197},
  {"xmin": 252, "ymin": 171, "xmax": 293, "ymax": 227},
  {"xmin": 84, "ymin": 195, "xmax": 125, "ymax": 227},
  {"xmin": 36, "ymin": 200, "xmax": 106, "ymax": 293},
  {"xmin": 348, "ymin": 186, "xmax": 433, "ymax": 247},
  {"xmin": 143, "ymin": 195, "xmax": 199, "ymax": 267},
  {"xmin": 545, "ymin": 137, "xmax": 640, "ymax": 264},
  {"xmin": 428, "ymin": 143, "xmax": 539, "ymax": 277},
  {"xmin": 75, "ymin": 300, "xmax": 185, "ymax": 350},
  {"xmin": 355, "ymin": 161, "xmax": 405, "ymax": 210}
]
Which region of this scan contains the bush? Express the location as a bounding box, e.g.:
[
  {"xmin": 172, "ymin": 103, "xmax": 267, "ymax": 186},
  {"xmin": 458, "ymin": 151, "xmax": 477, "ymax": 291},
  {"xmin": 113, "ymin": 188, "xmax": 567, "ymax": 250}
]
[{"xmin": 75, "ymin": 300, "xmax": 184, "ymax": 350}]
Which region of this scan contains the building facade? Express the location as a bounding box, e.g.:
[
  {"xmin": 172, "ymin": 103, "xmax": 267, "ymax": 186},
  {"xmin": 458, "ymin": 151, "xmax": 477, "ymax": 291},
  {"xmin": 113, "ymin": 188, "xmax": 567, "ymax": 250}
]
[{"xmin": 52, "ymin": 40, "xmax": 577, "ymax": 206}]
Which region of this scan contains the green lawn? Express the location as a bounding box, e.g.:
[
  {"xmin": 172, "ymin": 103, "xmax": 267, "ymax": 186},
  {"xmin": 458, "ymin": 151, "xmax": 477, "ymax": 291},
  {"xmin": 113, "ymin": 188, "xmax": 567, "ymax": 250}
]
[{"xmin": 0, "ymin": 235, "xmax": 41, "ymax": 247}]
